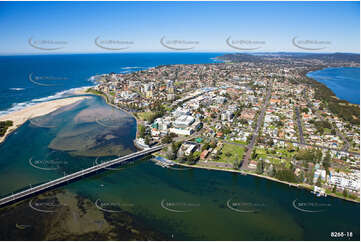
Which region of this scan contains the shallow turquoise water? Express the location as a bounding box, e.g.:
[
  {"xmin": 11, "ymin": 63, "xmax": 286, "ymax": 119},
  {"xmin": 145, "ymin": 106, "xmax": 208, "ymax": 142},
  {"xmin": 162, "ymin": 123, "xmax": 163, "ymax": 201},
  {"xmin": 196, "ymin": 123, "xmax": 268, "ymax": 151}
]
[{"xmin": 0, "ymin": 95, "xmax": 136, "ymax": 197}]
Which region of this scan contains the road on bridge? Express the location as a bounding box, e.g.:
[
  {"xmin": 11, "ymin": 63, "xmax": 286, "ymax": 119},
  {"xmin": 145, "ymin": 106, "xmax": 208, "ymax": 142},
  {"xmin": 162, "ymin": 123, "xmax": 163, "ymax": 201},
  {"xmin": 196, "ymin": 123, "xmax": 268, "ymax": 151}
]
[{"xmin": 0, "ymin": 145, "xmax": 163, "ymax": 207}]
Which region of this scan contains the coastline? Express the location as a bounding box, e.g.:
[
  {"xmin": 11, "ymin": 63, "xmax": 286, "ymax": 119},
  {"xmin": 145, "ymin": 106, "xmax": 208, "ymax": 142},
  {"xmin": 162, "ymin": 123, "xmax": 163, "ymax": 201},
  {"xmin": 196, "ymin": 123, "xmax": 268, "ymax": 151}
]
[
  {"xmin": 303, "ymin": 66, "xmax": 360, "ymax": 153},
  {"xmin": 303, "ymin": 65, "xmax": 360, "ymax": 104},
  {"xmin": 165, "ymin": 159, "xmax": 360, "ymax": 204},
  {"xmin": 0, "ymin": 96, "xmax": 89, "ymax": 145},
  {"xmin": 305, "ymin": 66, "xmax": 360, "ymax": 105}
]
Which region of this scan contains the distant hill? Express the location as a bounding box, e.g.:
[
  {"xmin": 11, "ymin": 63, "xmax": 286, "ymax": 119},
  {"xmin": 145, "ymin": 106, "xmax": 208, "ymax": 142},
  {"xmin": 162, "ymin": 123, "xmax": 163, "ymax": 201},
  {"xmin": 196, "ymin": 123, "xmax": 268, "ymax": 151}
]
[
  {"xmin": 217, "ymin": 52, "xmax": 360, "ymax": 65},
  {"xmin": 294, "ymin": 53, "xmax": 360, "ymax": 63},
  {"xmin": 217, "ymin": 53, "xmax": 264, "ymax": 62}
]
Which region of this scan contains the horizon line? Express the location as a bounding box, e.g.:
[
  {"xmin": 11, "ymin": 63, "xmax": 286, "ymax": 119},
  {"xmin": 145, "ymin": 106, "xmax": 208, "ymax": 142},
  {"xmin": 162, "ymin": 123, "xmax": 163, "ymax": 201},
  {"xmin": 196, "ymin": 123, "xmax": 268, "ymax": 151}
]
[{"xmin": 0, "ymin": 51, "xmax": 360, "ymax": 57}]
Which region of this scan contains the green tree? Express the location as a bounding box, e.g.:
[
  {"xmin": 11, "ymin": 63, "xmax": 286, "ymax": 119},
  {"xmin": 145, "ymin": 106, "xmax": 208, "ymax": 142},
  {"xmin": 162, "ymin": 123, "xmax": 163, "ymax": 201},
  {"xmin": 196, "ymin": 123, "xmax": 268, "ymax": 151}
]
[
  {"xmin": 144, "ymin": 136, "xmax": 150, "ymax": 145},
  {"xmin": 268, "ymin": 165, "xmax": 275, "ymax": 177},
  {"xmin": 343, "ymin": 189, "xmax": 348, "ymax": 198},
  {"xmin": 314, "ymin": 149, "xmax": 322, "ymax": 163},
  {"xmin": 222, "ymin": 128, "xmax": 231, "ymax": 135},
  {"xmin": 138, "ymin": 125, "xmax": 146, "ymax": 138},
  {"xmin": 193, "ymin": 151, "xmax": 201, "ymax": 161},
  {"xmin": 323, "ymin": 151, "xmax": 331, "ymax": 174},
  {"xmin": 267, "ymin": 139, "xmax": 274, "ymax": 146},
  {"xmin": 162, "ymin": 135, "xmax": 172, "ymax": 144},
  {"xmin": 301, "ymin": 107, "xmax": 309, "ymax": 113},
  {"xmin": 186, "ymin": 154, "xmax": 197, "ymax": 165},
  {"xmin": 225, "ymin": 152, "xmax": 232, "ymax": 157},
  {"xmin": 233, "ymin": 160, "xmax": 240, "ymax": 170},
  {"xmin": 167, "ymin": 150, "xmax": 176, "ymax": 160},
  {"xmin": 256, "ymin": 160, "xmax": 264, "ymax": 174},
  {"xmin": 202, "ymin": 142, "xmax": 210, "ymax": 151},
  {"xmin": 275, "ymin": 169, "xmax": 297, "ymax": 183},
  {"xmin": 251, "ymin": 150, "xmax": 257, "ymax": 159},
  {"xmin": 316, "ymin": 176, "xmax": 322, "ymax": 187},
  {"xmin": 0, "ymin": 120, "xmax": 13, "ymax": 136},
  {"xmin": 209, "ymin": 141, "xmax": 217, "ymax": 149}
]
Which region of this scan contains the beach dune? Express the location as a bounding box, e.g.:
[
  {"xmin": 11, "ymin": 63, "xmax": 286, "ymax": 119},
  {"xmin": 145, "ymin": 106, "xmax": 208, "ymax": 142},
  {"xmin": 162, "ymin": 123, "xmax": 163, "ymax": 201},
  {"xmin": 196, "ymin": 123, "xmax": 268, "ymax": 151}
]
[{"xmin": 0, "ymin": 96, "xmax": 89, "ymax": 144}]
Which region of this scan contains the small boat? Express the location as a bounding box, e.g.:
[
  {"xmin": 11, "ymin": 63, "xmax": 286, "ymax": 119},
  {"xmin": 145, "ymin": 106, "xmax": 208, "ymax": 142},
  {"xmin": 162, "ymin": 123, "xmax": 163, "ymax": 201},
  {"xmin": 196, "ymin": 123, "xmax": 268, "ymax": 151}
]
[{"xmin": 16, "ymin": 224, "xmax": 30, "ymax": 230}]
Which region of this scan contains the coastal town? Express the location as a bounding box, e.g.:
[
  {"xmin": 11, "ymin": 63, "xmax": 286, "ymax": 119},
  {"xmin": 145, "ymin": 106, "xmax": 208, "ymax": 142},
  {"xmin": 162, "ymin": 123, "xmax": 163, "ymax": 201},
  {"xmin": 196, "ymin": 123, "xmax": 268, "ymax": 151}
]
[
  {"xmin": 0, "ymin": 1, "xmax": 360, "ymax": 241},
  {"xmin": 89, "ymin": 53, "xmax": 360, "ymax": 202}
]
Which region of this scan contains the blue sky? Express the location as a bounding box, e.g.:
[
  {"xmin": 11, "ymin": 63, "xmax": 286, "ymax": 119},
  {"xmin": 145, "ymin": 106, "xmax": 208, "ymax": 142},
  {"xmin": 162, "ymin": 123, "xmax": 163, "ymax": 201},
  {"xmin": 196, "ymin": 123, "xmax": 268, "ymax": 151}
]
[{"xmin": 0, "ymin": 1, "xmax": 359, "ymax": 54}]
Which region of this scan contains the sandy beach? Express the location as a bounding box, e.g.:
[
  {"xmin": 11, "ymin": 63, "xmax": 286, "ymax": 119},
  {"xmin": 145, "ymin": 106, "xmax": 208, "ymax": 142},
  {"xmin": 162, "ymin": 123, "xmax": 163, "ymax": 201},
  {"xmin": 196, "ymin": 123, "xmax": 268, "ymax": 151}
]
[{"xmin": 0, "ymin": 96, "xmax": 89, "ymax": 144}]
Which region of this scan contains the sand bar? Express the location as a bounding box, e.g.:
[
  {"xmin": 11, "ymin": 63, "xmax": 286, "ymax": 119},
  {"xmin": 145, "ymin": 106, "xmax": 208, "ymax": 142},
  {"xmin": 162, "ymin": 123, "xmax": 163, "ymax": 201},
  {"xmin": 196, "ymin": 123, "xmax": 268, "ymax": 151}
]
[{"xmin": 0, "ymin": 96, "xmax": 89, "ymax": 144}]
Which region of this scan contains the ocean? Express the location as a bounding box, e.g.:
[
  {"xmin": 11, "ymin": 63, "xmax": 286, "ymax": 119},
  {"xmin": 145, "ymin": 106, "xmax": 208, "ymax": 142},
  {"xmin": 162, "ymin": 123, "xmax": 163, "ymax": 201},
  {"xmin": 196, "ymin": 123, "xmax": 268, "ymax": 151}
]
[
  {"xmin": 0, "ymin": 53, "xmax": 223, "ymax": 115},
  {"xmin": 0, "ymin": 53, "xmax": 359, "ymax": 240},
  {"xmin": 307, "ymin": 67, "xmax": 360, "ymax": 104}
]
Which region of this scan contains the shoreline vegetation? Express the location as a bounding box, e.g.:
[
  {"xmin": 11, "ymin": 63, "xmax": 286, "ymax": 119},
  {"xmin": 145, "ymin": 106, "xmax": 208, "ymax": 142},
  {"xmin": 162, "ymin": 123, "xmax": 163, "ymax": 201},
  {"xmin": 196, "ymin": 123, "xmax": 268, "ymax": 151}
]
[
  {"xmin": 302, "ymin": 67, "xmax": 360, "ymax": 125},
  {"xmin": 217, "ymin": 53, "xmax": 360, "ymax": 124},
  {"xmin": 0, "ymin": 96, "xmax": 89, "ymax": 145}
]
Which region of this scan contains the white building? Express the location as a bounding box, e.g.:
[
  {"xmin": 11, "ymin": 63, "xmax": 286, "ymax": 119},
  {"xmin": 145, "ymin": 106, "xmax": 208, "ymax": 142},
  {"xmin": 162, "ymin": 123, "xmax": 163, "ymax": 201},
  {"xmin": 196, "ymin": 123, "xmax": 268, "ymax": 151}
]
[
  {"xmin": 169, "ymin": 127, "xmax": 194, "ymax": 136},
  {"xmin": 313, "ymin": 169, "xmax": 326, "ymax": 183},
  {"xmin": 173, "ymin": 115, "xmax": 195, "ymax": 128}
]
